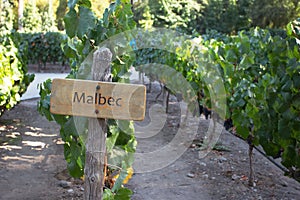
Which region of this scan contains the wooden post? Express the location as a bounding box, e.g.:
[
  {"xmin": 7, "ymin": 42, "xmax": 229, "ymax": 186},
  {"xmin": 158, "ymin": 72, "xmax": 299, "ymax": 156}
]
[{"xmin": 84, "ymin": 48, "xmax": 112, "ymax": 199}]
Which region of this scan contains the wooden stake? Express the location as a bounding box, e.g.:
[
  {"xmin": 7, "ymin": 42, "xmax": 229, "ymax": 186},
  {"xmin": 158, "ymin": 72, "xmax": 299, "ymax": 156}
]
[
  {"xmin": 248, "ymin": 143, "xmax": 254, "ymax": 187},
  {"xmin": 84, "ymin": 48, "xmax": 112, "ymax": 199},
  {"xmin": 248, "ymin": 134, "xmax": 255, "ymax": 187}
]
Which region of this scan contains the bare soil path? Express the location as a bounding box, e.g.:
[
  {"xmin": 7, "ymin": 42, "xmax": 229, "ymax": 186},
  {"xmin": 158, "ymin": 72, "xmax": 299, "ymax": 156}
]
[{"xmin": 0, "ymin": 99, "xmax": 83, "ymax": 200}]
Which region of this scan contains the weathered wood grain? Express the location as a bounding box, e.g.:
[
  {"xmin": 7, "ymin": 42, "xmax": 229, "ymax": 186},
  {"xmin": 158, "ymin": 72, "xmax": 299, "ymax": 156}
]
[
  {"xmin": 85, "ymin": 47, "xmax": 111, "ymax": 200},
  {"xmin": 50, "ymin": 78, "xmax": 146, "ymax": 121}
]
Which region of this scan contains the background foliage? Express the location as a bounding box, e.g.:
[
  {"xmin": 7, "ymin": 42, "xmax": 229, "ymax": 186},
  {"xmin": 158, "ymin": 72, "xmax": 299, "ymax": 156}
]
[
  {"xmin": 12, "ymin": 32, "xmax": 67, "ymax": 70},
  {"xmin": 133, "ymin": 0, "xmax": 300, "ymax": 34},
  {"xmin": 0, "ymin": 0, "xmax": 34, "ymax": 116},
  {"xmin": 0, "ymin": 35, "xmax": 34, "ymax": 116},
  {"xmin": 4, "ymin": 0, "xmax": 299, "ymax": 34},
  {"xmin": 132, "ymin": 19, "xmax": 300, "ymax": 181}
]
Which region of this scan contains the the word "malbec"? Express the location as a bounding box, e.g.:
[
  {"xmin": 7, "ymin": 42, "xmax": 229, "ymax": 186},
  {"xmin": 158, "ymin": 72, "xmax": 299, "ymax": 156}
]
[{"xmin": 73, "ymin": 92, "xmax": 122, "ymax": 106}]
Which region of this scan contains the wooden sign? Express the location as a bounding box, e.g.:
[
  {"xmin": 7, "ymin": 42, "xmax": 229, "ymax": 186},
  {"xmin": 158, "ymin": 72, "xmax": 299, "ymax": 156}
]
[{"xmin": 50, "ymin": 78, "xmax": 146, "ymax": 121}]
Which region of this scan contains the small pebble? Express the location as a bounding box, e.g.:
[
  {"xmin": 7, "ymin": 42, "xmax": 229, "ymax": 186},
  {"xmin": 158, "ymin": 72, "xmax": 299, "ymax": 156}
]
[
  {"xmin": 198, "ymin": 162, "xmax": 207, "ymax": 167},
  {"xmin": 219, "ymin": 157, "xmax": 227, "ymax": 162},
  {"xmin": 202, "ymin": 174, "xmax": 209, "ymax": 179},
  {"xmin": 67, "ymin": 189, "xmax": 74, "ymax": 193},
  {"xmin": 187, "ymin": 173, "xmax": 195, "ymax": 178},
  {"xmin": 58, "ymin": 180, "xmax": 72, "ymax": 188},
  {"xmin": 258, "ymin": 196, "xmax": 263, "ymax": 200},
  {"xmin": 231, "ymin": 174, "xmax": 240, "ymax": 180},
  {"xmin": 80, "ymin": 187, "xmax": 85, "ymax": 191}
]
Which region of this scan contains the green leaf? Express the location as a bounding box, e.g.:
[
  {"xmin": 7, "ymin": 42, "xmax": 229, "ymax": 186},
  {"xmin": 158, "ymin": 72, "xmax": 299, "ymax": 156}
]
[
  {"xmin": 281, "ymin": 80, "xmax": 293, "ymax": 92},
  {"xmin": 115, "ymin": 188, "xmax": 133, "ymax": 200},
  {"xmin": 281, "ymin": 92, "xmax": 292, "ymax": 103},
  {"xmin": 240, "ymin": 54, "xmax": 254, "ymax": 70},
  {"xmin": 52, "ymin": 114, "xmax": 67, "ymax": 126},
  {"xmin": 236, "ymin": 124, "xmax": 249, "ymax": 139},
  {"xmin": 292, "ymin": 75, "xmax": 300, "ymax": 88},
  {"xmin": 76, "ymin": 50, "xmax": 94, "ymax": 79},
  {"xmin": 112, "ymin": 161, "xmax": 128, "ymax": 192},
  {"xmin": 78, "ymin": 0, "xmax": 92, "ymax": 8},
  {"xmin": 63, "ymin": 117, "xmax": 79, "ymax": 137},
  {"xmin": 278, "ymin": 119, "xmax": 291, "ymax": 139},
  {"xmin": 103, "ymin": 189, "xmax": 114, "ymax": 200},
  {"xmin": 258, "ymin": 133, "xmax": 281, "ymax": 158},
  {"xmin": 287, "ymin": 21, "xmax": 293, "ymax": 37},
  {"xmin": 282, "ymin": 108, "xmax": 295, "ymax": 121},
  {"xmin": 64, "ymin": 142, "xmax": 84, "ymax": 177},
  {"xmin": 64, "ymin": 9, "xmax": 78, "ymax": 38},
  {"xmin": 77, "ymin": 6, "xmax": 96, "ymax": 39},
  {"xmin": 38, "ymin": 79, "xmax": 52, "ymax": 97},
  {"xmin": 107, "ymin": 125, "xmax": 120, "ymax": 153},
  {"xmin": 237, "ymin": 36, "xmax": 250, "ymax": 54},
  {"xmin": 232, "ymin": 109, "xmax": 249, "ymax": 139},
  {"xmin": 124, "ymin": 135, "xmax": 137, "ymax": 153},
  {"xmin": 64, "ymin": 38, "xmax": 81, "ymax": 59},
  {"xmin": 117, "ymin": 120, "xmax": 135, "ymax": 135},
  {"xmin": 108, "ymin": 147, "xmax": 134, "ymax": 170},
  {"xmin": 225, "ymin": 49, "xmax": 237, "ymax": 62},
  {"xmin": 74, "ymin": 116, "xmax": 89, "ymax": 141},
  {"xmin": 234, "ymin": 98, "xmax": 246, "ymax": 107},
  {"xmin": 282, "ymin": 145, "xmax": 297, "ymax": 168}
]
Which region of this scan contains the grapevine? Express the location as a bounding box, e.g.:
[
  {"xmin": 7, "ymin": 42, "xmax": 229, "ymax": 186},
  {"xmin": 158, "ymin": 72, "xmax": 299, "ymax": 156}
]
[
  {"xmin": 133, "ymin": 21, "xmax": 300, "ymax": 182},
  {"xmin": 38, "ymin": 0, "xmax": 137, "ymax": 199}
]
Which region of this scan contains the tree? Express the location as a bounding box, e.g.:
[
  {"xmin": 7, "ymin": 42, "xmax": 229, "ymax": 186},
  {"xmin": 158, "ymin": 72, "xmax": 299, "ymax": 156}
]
[
  {"xmin": 200, "ymin": 0, "xmax": 252, "ymax": 34},
  {"xmin": 135, "ymin": 0, "xmax": 300, "ymax": 35},
  {"xmin": 55, "ymin": 0, "xmax": 66, "ymax": 30},
  {"xmin": 138, "ymin": 5, "xmax": 154, "ymax": 29},
  {"xmin": 250, "ymin": 0, "xmax": 300, "ymax": 28},
  {"xmin": 134, "ymin": 0, "xmax": 204, "ymax": 34},
  {"xmin": 21, "ymin": 2, "xmax": 42, "ymax": 32},
  {"xmin": 40, "ymin": 0, "xmax": 56, "ymax": 31},
  {"xmin": 0, "ymin": 0, "xmax": 14, "ymax": 35}
]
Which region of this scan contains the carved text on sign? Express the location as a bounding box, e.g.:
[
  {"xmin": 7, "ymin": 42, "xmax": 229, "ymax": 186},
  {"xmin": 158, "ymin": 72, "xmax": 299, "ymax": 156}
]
[{"xmin": 73, "ymin": 92, "xmax": 122, "ymax": 107}]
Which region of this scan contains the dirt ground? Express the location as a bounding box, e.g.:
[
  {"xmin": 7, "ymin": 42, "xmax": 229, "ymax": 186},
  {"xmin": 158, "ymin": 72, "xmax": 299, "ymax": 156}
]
[{"xmin": 0, "ymin": 67, "xmax": 300, "ymax": 199}]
